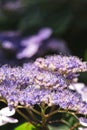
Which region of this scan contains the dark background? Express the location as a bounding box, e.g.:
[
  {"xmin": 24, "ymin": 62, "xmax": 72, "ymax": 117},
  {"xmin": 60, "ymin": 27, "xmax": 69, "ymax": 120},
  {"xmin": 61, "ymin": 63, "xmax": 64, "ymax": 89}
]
[{"xmin": 0, "ymin": 0, "xmax": 87, "ymax": 59}]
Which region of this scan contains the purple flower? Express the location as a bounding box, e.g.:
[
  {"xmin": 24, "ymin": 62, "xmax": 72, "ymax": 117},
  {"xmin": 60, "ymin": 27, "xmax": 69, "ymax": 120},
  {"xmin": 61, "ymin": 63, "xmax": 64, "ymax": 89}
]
[
  {"xmin": 0, "ymin": 55, "xmax": 87, "ymax": 116},
  {"xmin": 35, "ymin": 55, "xmax": 87, "ymax": 74},
  {"xmin": 0, "ymin": 107, "xmax": 18, "ymax": 126},
  {"xmin": 16, "ymin": 28, "xmax": 52, "ymax": 59},
  {"xmin": 79, "ymin": 117, "xmax": 87, "ymax": 127},
  {"xmin": 69, "ymin": 83, "xmax": 87, "ymax": 102}
]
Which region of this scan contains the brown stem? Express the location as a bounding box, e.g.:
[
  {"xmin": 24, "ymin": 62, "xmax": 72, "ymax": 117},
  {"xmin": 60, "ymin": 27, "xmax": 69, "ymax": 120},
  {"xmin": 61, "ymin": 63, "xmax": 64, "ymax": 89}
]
[
  {"xmin": 17, "ymin": 108, "xmax": 30, "ymax": 122},
  {"xmin": 16, "ymin": 108, "xmax": 37, "ymax": 126},
  {"xmin": 47, "ymin": 109, "xmax": 77, "ymax": 119},
  {"xmin": 26, "ymin": 108, "xmax": 40, "ymax": 124},
  {"xmin": 30, "ymin": 107, "xmax": 41, "ymax": 116},
  {"xmin": 40, "ymin": 126, "xmax": 49, "ymax": 130},
  {"xmin": 46, "ymin": 105, "xmax": 56, "ymax": 123},
  {"xmin": 49, "ymin": 119, "xmax": 70, "ymax": 126},
  {"xmin": 69, "ymin": 122, "xmax": 80, "ymax": 130}
]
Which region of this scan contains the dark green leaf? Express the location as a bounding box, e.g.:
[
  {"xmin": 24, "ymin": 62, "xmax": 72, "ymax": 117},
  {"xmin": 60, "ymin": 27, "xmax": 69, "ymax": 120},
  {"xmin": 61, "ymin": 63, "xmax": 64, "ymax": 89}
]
[{"xmin": 48, "ymin": 124, "xmax": 69, "ymax": 130}]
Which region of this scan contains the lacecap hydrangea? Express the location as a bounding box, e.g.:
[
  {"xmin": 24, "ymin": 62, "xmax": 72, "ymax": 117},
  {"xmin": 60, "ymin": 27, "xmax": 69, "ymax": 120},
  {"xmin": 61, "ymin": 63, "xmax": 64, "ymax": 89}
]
[{"xmin": 0, "ymin": 55, "xmax": 87, "ymax": 129}]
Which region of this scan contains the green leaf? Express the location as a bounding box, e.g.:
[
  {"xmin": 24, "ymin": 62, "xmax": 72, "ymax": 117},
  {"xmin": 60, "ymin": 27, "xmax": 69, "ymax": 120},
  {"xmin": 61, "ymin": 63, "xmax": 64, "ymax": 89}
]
[
  {"xmin": 48, "ymin": 124, "xmax": 69, "ymax": 130},
  {"xmin": 14, "ymin": 122, "xmax": 38, "ymax": 130}
]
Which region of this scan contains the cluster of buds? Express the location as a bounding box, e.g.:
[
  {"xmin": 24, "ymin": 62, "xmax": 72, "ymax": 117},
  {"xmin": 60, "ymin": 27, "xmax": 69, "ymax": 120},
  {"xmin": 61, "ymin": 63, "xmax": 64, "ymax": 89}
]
[{"xmin": 0, "ymin": 55, "xmax": 87, "ymax": 129}]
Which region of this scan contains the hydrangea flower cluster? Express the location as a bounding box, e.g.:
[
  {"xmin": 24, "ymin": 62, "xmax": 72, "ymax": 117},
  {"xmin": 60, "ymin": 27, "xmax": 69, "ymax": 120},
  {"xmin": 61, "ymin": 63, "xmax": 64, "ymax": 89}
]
[
  {"xmin": 0, "ymin": 55, "xmax": 87, "ymax": 129},
  {"xmin": 0, "ymin": 55, "xmax": 87, "ymax": 108}
]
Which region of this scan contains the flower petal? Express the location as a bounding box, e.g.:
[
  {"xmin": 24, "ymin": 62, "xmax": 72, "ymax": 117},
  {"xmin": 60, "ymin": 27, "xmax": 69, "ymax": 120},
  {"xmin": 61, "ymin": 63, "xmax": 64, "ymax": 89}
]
[
  {"xmin": 1, "ymin": 115, "xmax": 18, "ymax": 123},
  {"xmin": 79, "ymin": 117, "xmax": 87, "ymax": 127},
  {"xmin": 78, "ymin": 127, "xmax": 87, "ymax": 130},
  {"xmin": 0, "ymin": 119, "xmax": 7, "ymax": 126},
  {"xmin": 0, "ymin": 107, "xmax": 16, "ymax": 116}
]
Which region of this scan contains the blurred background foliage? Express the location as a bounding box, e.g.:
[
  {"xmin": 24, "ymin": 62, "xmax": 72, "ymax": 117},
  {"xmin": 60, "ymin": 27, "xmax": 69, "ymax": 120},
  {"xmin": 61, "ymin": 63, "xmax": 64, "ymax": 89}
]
[{"xmin": 0, "ymin": 0, "xmax": 87, "ymax": 58}]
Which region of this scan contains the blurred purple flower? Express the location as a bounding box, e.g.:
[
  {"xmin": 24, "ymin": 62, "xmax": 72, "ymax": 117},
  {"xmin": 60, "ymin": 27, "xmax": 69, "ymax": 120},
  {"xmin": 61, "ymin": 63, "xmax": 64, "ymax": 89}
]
[
  {"xmin": 2, "ymin": 41, "xmax": 14, "ymax": 50},
  {"xmin": 47, "ymin": 39, "xmax": 70, "ymax": 54},
  {"xmin": 79, "ymin": 117, "xmax": 87, "ymax": 127},
  {"xmin": 16, "ymin": 28, "xmax": 52, "ymax": 59},
  {"xmin": 0, "ymin": 29, "xmax": 70, "ymax": 66},
  {"xmin": 2, "ymin": 0, "xmax": 24, "ymax": 11},
  {"xmin": 69, "ymin": 83, "xmax": 87, "ymax": 102}
]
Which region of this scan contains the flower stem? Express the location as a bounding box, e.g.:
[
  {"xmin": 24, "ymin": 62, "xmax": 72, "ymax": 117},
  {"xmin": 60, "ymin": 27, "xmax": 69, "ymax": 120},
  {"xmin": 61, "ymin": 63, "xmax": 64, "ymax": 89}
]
[
  {"xmin": 26, "ymin": 108, "xmax": 40, "ymax": 124},
  {"xmin": 69, "ymin": 122, "xmax": 80, "ymax": 130},
  {"xmin": 30, "ymin": 107, "xmax": 41, "ymax": 116},
  {"xmin": 40, "ymin": 102, "xmax": 49, "ymax": 129},
  {"xmin": 16, "ymin": 108, "xmax": 30, "ymax": 122},
  {"xmin": 16, "ymin": 108, "xmax": 37, "ymax": 126},
  {"xmin": 47, "ymin": 108, "xmax": 77, "ymax": 119}
]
